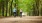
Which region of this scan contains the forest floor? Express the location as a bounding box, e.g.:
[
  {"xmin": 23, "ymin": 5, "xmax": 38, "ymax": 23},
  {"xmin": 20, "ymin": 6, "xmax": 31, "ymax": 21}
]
[{"xmin": 0, "ymin": 16, "xmax": 42, "ymax": 23}]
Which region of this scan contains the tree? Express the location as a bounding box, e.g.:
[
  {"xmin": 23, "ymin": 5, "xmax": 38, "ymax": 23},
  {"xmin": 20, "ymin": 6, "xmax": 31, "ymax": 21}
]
[
  {"xmin": 33, "ymin": 0, "xmax": 39, "ymax": 16},
  {"xmin": 1, "ymin": 0, "xmax": 4, "ymax": 16},
  {"xmin": 35, "ymin": 0, "xmax": 39, "ymax": 16},
  {"xmin": 10, "ymin": 0, "xmax": 13, "ymax": 16}
]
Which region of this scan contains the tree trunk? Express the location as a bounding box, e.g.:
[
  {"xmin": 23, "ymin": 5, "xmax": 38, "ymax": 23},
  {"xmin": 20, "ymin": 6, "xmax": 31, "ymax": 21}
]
[
  {"xmin": 41, "ymin": 8, "xmax": 42, "ymax": 16},
  {"xmin": 35, "ymin": 0, "xmax": 39, "ymax": 16},
  {"xmin": 6, "ymin": 0, "xmax": 8, "ymax": 16},
  {"xmin": 1, "ymin": 0, "xmax": 4, "ymax": 16},
  {"xmin": 33, "ymin": 0, "xmax": 39, "ymax": 16},
  {"xmin": 10, "ymin": 0, "xmax": 13, "ymax": 16}
]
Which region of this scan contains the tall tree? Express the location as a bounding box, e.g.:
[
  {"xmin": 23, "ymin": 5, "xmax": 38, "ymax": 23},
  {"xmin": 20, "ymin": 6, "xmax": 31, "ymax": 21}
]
[
  {"xmin": 6, "ymin": 0, "xmax": 8, "ymax": 16},
  {"xmin": 1, "ymin": 0, "xmax": 4, "ymax": 16},
  {"xmin": 41, "ymin": 8, "xmax": 42, "ymax": 16},
  {"xmin": 35, "ymin": 0, "xmax": 39, "ymax": 16},
  {"xmin": 33, "ymin": 0, "xmax": 39, "ymax": 16},
  {"xmin": 10, "ymin": 0, "xmax": 13, "ymax": 16},
  {"xmin": 40, "ymin": 0, "xmax": 42, "ymax": 16},
  {"xmin": 33, "ymin": 4, "xmax": 35, "ymax": 16}
]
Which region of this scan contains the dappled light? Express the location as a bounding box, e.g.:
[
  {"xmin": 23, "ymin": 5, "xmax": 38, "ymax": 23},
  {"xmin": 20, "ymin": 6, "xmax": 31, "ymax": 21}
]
[{"xmin": 0, "ymin": 0, "xmax": 42, "ymax": 23}]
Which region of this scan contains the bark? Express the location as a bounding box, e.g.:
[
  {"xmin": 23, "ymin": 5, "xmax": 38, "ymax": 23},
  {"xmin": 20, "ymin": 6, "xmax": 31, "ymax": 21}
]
[
  {"xmin": 1, "ymin": 0, "xmax": 4, "ymax": 16},
  {"xmin": 6, "ymin": 0, "xmax": 8, "ymax": 16},
  {"xmin": 10, "ymin": 0, "xmax": 13, "ymax": 16}
]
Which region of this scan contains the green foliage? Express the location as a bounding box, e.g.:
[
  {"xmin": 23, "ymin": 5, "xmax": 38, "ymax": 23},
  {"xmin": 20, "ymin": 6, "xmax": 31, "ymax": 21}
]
[
  {"xmin": 0, "ymin": 0, "xmax": 36, "ymax": 16},
  {"xmin": 0, "ymin": 0, "xmax": 2, "ymax": 2},
  {"xmin": 18, "ymin": 0, "xmax": 35, "ymax": 12}
]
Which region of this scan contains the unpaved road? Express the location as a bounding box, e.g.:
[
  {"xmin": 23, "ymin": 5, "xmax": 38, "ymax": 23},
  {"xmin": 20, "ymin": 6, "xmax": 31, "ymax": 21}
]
[{"xmin": 0, "ymin": 16, "xmax": 42, "ymax": 23}]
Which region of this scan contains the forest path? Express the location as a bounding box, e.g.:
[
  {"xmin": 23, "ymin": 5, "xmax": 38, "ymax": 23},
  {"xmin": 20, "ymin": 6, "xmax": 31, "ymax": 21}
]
[{"xmin": 0, "ymin": 16, "xmax": 42, "ymax": 23}]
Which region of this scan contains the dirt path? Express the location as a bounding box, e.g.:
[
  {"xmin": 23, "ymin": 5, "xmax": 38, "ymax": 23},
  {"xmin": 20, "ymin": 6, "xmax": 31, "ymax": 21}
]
[{"xmin": 0, "ymin": 16, "xmax": 42, "ymax": 23}]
